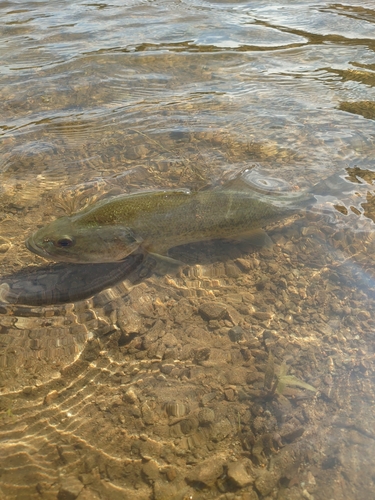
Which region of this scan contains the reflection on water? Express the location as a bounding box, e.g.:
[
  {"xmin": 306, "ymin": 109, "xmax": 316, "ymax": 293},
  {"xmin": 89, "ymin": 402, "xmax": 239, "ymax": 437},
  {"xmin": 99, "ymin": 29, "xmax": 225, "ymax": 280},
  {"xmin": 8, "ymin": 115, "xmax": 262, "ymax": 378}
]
[{"xmin": 2, "ymin": 0, "xmax": 375, "ymax": 498}]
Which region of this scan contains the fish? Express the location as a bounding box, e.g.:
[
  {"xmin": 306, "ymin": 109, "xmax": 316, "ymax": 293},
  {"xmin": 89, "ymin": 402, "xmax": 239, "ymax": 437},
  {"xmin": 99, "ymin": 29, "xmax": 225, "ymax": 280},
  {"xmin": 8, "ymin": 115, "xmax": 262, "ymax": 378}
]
[{"xmin": 25, "ymin": 182, "xmax": 315, "ymax": 264}]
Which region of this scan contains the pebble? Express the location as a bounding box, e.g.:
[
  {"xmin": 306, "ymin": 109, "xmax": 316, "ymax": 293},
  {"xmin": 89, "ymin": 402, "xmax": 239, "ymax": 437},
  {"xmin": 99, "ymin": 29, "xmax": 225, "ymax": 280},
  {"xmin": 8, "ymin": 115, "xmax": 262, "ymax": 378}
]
[
  {"xmin": 254, "ymin": 469, "xmax": 280, "ymax": 496},
  {"xmin": 165, "ymin": 402, "xmax": 187, "ymax": 417},
  {"xmin": 224, "ymin": 388, "xmax": 236, "ymax": 401},
  {"xmin": 57, "ymin": 476, "xmax": 83, "ymax": 500},
  {"xmin": 211, "ymin": 418, "xmax": 232, "ymax": 442},
  {"xmin": 44, "ymin": 390, "xmax": 59, "ymax": 405},
  {"xmin": 141, "ymin": 403, "xmax": 155, "ymax": 425},
  {"xmin": 252, "ymin": 311, "xmax": 274, "ymax": 321},
  {"xmin": 76, "ymin": 489, "xmax": 101, "ymax": 500},
  {"xmin": 123, "ymin": 388, "xmax": 138, "ymax": 404},
  {"xmin": 198, "ymin": 408, "xmax": 215, "ymax": 425},
  {"xmin": 186, "ymin": 455, "xmax": 226, "ymax": 486},
  {"xmin": 0, "ymin": 237, "xmax": 11, "ymax": 254},
  {"xmin": 227, "ymin": 460, "xmax": 254, "ymax": 488},
  {"xmin": 199, "ymin": 302, "xmax": 227, "ymax": 321},
  {"xmin": 142, "ymin": 460, "xmax": 160, "ymax": 481}
]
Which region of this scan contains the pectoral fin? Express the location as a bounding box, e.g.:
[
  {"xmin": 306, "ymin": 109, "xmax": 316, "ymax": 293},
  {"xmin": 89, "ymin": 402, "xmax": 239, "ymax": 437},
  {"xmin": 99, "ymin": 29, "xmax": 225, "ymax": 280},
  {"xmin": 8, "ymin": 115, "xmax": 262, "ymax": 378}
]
[
  {"xmin": 147, "ymin": 252, "xmax": 185, "ymax": 274},
  {"xmin": 250, "ymin": 229, "xmax": 273, "ymax": 248},
  {"xmin": 238, "ymin": 229, "xmax": 274, "ymax": 249}
]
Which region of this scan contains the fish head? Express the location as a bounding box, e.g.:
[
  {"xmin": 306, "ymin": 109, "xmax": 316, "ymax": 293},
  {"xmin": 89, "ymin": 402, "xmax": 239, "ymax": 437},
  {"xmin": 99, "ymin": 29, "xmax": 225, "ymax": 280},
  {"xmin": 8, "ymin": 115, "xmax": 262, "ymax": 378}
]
[{"xmin": 26, "ymin": 216, "xmax": 142, "ymax": 263}]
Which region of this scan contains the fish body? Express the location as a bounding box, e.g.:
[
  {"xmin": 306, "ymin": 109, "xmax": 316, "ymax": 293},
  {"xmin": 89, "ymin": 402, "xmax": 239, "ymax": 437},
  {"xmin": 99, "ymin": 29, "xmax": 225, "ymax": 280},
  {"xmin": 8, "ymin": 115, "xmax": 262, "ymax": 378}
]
[{"xmin": 26, "ymin": 186, "xmax": 314, "ymax": 263}]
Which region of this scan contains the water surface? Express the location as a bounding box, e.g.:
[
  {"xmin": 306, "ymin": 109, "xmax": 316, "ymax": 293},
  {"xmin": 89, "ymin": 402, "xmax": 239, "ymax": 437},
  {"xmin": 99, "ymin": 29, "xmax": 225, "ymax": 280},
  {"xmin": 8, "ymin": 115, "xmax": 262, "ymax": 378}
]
[{"xmin": 1, "ymin": 1, "xmax": 375, "ymax": 499}]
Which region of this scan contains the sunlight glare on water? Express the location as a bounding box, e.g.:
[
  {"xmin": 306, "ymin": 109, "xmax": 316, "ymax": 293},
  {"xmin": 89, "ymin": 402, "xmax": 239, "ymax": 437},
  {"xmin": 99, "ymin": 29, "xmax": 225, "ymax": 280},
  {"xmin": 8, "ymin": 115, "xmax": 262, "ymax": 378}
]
[{"xmin": 1, "ymin": 1, "xmax": 375, "ymax": 499}]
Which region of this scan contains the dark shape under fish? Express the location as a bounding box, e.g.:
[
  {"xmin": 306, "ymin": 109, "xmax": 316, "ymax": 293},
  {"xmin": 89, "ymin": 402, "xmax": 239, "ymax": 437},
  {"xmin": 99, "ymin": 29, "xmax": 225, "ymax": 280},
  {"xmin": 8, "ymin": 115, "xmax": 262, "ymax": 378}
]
[{"xmin": 0, "ymin": 253, "xmax": 144, "ymax": 306}]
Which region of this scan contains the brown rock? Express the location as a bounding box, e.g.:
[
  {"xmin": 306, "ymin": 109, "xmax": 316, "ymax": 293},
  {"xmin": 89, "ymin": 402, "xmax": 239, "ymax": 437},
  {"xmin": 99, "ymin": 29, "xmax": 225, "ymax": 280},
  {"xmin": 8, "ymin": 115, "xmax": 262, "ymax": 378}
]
[
  {"xmin": 252, "ymin": 311, "xmax": 274, "ymax": 321},
  {"xmin": 211, "ymin": 418, "xmax": 232, "ymax": 442},
  {"xmin": 57, "ymin": 476, "xmax": 83, "ymax": 500},
  {"xmin": 227, "ymin": 460, "xmax": 254, "ymax": 488},
  {"xmin": 142, "ymin": 460, "xmax": 160, "ymax": 481},
  {"xmin": 224, "ymin": 388, "xmax": 236, "ymax": 401},
  {"xmin": 254, "ymin": 469, "xmax": 280, "ymax": 496},
  {"xmin": 199, "ymin": 302, "xmax": 227, "ymax": 321},
  {"xmin": 76, "ymin": 489, "xmax": 101, "ymax": 500},
  {"xmin": 186, "ymin": 455, "xmax": 226, "ymax": 486},
  {"xmin": 44, "ymin": 390, "xmax": 59, "ymax": 405},
  {"xmin": 198, "ymin": 408, "xmax": 215, "ymax": 425}
]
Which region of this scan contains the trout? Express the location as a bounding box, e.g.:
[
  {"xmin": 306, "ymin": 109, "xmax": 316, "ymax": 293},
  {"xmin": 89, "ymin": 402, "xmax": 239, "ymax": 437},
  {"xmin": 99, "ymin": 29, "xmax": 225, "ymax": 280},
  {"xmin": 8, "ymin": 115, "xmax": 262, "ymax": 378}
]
[{"xmin": 26, "ymin": 185, "xmax": 314, "ymax": 264}]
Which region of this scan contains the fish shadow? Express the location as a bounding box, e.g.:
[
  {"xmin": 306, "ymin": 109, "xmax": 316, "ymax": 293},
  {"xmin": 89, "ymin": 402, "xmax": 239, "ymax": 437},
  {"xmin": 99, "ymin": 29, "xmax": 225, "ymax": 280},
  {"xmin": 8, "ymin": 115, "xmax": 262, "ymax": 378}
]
[
  {"xmin": 0, "ymin": 239, "xmax": 251, "ymax": 307},
  {"xmin": 0, "ymin": 253, "xmax": 147, "ymax": 306}
]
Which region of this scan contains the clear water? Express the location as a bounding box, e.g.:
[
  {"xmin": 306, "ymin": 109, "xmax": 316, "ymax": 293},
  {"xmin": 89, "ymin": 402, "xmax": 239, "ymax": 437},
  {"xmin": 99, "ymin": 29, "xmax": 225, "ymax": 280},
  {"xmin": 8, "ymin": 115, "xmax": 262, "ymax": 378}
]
[{"xmin": 1, "ymin": 1, "xmax": 375, "ymax": 499}]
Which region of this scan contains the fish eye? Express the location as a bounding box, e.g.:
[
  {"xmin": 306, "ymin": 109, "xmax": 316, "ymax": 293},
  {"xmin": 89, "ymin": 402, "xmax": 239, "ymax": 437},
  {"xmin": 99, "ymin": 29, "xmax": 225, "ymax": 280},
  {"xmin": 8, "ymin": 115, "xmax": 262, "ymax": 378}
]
[{"xmin": 55, "ymin": 237, "xmax": 75, "ymax": 248}]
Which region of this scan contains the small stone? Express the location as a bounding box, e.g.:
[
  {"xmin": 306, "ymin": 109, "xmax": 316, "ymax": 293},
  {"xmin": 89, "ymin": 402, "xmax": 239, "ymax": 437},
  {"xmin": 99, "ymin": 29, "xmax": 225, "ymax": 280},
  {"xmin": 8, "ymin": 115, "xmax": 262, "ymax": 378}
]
[
  {"xmin": 201, "ymin": 392, "xmax": 216, "ymax": 405},
  {"xmin": 141, "ymin": 403, "xmax": 155, "ymax": 425},
  {"xmin": 142, "ymin": 460, "xmax": 160, "ymax": 481},
  {"xmin": 0, "ymin": 237, "xmax": 11, "ymax": 254},
  {"xmin": 123, "ymin": 388, "xmax": 138, "ymax": 404},
  {"xmin": 281, "ymin": 427, "xmax": 305, "ymax": 443},
  {"xmin": 57, "ymin": 476, "xmax": 83, "ymax": 500},
  {"xmin": 153, "ymin": 480, "xmax": 178, "ymax": 500},
  {"xmin": 186, "ymin": 455, "xmax": 226, "ymax": 487},
  {"xmin": 357, "ymin": 310, "xmax": 371, "ymax": 321},
  {"xmin": 160, "ymin": 363, "xmax": 175, "ymax": 374},
  {"xmin": 224, "ymin": 388, "xmax": 235, "ymax": 401},
  {"xmin": 235, "ymin": 258, "xmax": 252, "ymax": 271},
  {"xmin": 228, "ymin": 326, "xmax": 244, "ymax": 342},
  {"xmin": 76, "ymin": 489, "xmax": 101, "ymax": 500},
  {"xmin": 44, "ymin": 390, "xmax": 59, "ymax": 405},
  {"xmin": 245, "ymin": 369, "xmax": 262, "ymax": 384},
  {"xmin": 165, "ymin": 402, "xmax": 187, "ymax": 417},
  {"xmin": 198, "ymin": 408, "xmax": 215, "ymax": 425},
  {"xmin": 252, "ymin": 311, "xmax": 273, "ymax": 321},
  {"xmin": 199, "ymin": 302, "xmax": 227, "ymax": 321},
  {"xmin": 211, "ymin": 418, "xmax": 232, "ymax": 442},
  {"xmin": 166, "ymin": 467, "xmax": 178, "ymax": 482},
  {"xmin": 227, "ymin": 460, "xmax": 254, "ymax": 488},
  {"xmin": 254, "ymin": 469, "xmax": 279, "ymax": 496}
]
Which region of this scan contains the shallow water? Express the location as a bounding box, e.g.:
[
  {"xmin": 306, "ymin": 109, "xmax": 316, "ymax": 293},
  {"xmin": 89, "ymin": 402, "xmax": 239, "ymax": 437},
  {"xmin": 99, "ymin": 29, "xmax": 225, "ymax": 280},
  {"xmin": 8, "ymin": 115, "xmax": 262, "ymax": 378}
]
[{"xmin": 2, "ymin": 1, "xmax": 375, "ymax": 499}]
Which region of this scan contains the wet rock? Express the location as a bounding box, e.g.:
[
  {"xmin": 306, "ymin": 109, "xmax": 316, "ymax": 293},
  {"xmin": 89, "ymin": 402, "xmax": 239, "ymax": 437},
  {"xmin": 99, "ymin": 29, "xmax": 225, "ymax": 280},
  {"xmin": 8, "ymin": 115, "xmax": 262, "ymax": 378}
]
[
  {"xmin": 226, "ymin": 305, "xmax": 243, "ymax": 325},
  {"xmin": 142, "ymin": 460, "xmax": 160, "ymax": 482},
  {"xmin": 199, "ymin": 302, "xmax": 227, "ymax": 321},
  {"xmin": 160, "ymin": 363, "xmax": 175, "ymax": 375},
  {"xmin": 125, "ymin": 144, "xmax": 148, "ymax": 159},
  {"xmin": 123, "ymin": 388, "xmax": 138, "ymax": 404},
  {"xmin": 141, "ymin": 403, "xmax": 155, "ymax": 425},
  {"xmin": 76, "ymin": 489, "xmax": 101, "ymax": 500},
  {"xmin": 228, "ymin": 326, "xmax": 245, "ymax": 342},
  {"xmin": 227, "ymin": 460, "xmax": 254, "ymax": 488},
  {"xmin": 211, "ymin": 418, "xmax": 232, "ymax": 442},
  {"xmin": 254, "ymin": 469, "xmax": 280, "ymax": 496},
  {"xmin": 153, "ymin": 480, "xmax": 178, "ymax": 500},
  {"xmin": 245, "ymin": 369, "xmax": 262, "ymax": 384},
  {"xmin": 201, "ymin": 392, "xmax": 217, "ymax": 405},
  {"xmin": 44, "ymin": 390, "xmax": 59, "ymax": 405},
  {"xmin": 235, "ymin": 258, "xmax": 252, "ymax": 272},
  {"xmin": 186, "ymin": 454, "xmax": 226, "ymax": 487},
  {"xmin": 198, "ymin": 408, "xmax": 215, "ymax": 425},
  {"xmin": 224, "ymin": 388, "xmax": 236, "ymax": 401},
  {"xmin": 165, "ymin": 402, "xmax": 188, "ymax": 417},
  {"xmin": 281, "ymin": 427, "xmax": 305, "ymax": 443},
  {"xmin": 252, "ymin": 311, "xmax": 274, "ymax": 321},
  {"xmin": 139, "ymin": 439, "xmax": 163, "ymax": 460},
  {"xmin": 193, "ymin": 347, "xmax": 211, "ymax": 363},
  {"xmin": 165, "ymin": 466, "xmax": 178, "ymax": 482},
  {"xmin": 57, "ymin": 476, "xmax": 83, "ymax": 500},
  {"xmin": 180, "ymin": 417, "xmax": 199, "ymax": 435},
  {"xmin": 0, "ymin": 237, "xmax": 11, "ymax": 254}
]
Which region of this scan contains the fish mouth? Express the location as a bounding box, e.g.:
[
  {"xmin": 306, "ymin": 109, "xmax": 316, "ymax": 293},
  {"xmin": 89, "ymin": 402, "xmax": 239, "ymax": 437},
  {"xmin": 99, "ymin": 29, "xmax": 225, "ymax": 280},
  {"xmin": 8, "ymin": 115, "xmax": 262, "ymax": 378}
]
[{"xmin": 25, "ymin": 236, "xmax": 51, "ymax": 259}]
